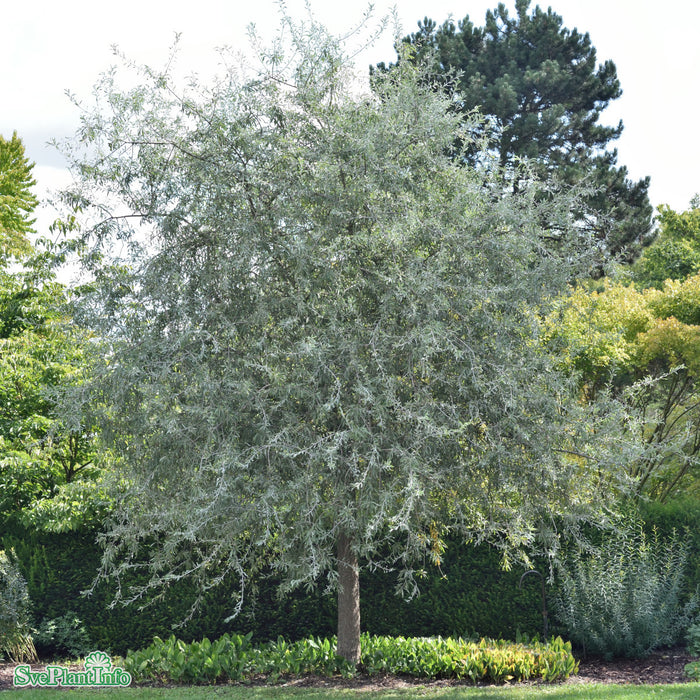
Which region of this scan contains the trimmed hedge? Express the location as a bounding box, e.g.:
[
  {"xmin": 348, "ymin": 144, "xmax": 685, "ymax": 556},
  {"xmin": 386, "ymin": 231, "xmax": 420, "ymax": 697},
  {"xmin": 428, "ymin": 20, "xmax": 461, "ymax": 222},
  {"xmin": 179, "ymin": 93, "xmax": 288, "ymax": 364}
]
[
  {"xmin": 1, "ymin": 527, "xmax": 546, "ymax": 654},
  {"xmin": 360, "ymin": 543, "xmax": 547, "ymax": 640},
  {"xmin": 5, "ymin": 501, "xmax": 700, "ymax": 656},
  {"xmin": 13, "ymin": 500, "xmax": 700, "ymax": 659},
  {"xmin": 1, "ymin": 528, "xmax": 243, "ymax": 654},
  {"xmin": 639, "ymin": 497, "xmax": 700, "ymax": 604}
]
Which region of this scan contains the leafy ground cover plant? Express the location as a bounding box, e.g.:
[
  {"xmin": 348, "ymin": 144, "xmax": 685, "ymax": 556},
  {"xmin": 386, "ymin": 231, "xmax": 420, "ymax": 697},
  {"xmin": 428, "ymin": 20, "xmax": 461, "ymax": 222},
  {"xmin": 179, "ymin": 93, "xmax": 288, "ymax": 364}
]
[
  {"xmin": 685, "ymin": 660, "xmax": 700, "ymax": 681},
  {"xmin": 123, "ymin": 633, "xmax": 578, "ymax": 685},
  {"xmin": 685, "ymin": 621, "xmax": 700, "ymax": 680}
]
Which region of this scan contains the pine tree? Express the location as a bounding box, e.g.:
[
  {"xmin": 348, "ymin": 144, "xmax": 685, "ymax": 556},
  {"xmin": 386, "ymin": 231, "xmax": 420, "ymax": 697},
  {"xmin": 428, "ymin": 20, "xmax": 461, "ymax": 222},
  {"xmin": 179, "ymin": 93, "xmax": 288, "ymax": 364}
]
[{"xmin": 380, "ymin": 0, "xmax": 653, "ymax": 267}]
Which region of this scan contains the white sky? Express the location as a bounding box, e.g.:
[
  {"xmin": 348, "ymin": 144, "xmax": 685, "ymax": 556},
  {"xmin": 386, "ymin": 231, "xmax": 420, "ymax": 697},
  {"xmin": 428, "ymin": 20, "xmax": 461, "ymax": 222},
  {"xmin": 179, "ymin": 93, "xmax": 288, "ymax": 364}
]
[{"xmin": 3, "ymin": 0, "xmax": 700, "ymax": 237}]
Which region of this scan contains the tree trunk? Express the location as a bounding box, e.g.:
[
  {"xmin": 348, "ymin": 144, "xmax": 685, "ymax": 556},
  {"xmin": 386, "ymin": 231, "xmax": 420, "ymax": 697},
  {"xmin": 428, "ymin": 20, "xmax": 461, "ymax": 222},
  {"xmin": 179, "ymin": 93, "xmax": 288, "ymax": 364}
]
[{"xmin": 336, "ymin": 530, "xmax": 361, "ymax": 665}]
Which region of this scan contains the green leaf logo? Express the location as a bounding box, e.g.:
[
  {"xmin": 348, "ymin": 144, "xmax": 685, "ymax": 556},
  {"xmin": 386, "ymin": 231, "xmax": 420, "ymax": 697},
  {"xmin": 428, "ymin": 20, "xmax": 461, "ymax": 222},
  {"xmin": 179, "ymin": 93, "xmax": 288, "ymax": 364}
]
[{"xmin": 84, "ymin": 651, "xmax": 111, "ymax": 670}]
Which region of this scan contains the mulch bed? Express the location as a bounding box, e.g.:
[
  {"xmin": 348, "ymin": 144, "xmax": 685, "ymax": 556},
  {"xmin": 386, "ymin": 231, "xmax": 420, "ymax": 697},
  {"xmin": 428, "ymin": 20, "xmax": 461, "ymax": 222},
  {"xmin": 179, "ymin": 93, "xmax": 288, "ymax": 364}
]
[
  {"xmin": 573, "ymin": 646, "xmax": 695, "ymax": 685},
  {"xmin": 0, "ymin": 646, "xmax": 696, "ymax": 690}
]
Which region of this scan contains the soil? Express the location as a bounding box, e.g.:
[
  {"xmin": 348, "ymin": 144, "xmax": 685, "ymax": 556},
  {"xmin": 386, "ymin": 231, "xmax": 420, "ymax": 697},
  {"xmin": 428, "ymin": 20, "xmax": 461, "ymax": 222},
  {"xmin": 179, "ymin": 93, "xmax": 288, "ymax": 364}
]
[
  {"xmin": 572, "ymin": 647, "xmax": 695, "ymax": 686},
  {"xmin": 0, "ymin": 647, "xmax": 695, "ymax": 690}
]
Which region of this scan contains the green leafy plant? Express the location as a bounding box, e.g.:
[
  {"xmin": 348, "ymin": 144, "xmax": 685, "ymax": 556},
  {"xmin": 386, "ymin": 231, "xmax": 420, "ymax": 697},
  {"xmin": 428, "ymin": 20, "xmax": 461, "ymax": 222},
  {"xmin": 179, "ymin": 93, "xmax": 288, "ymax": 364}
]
[
  {"xmin": 0, "ymin": 549, "xmax": 37, "ymax": 662},
  {"xmin": 124, "ymin": 633, "xmax": 578, "ymax": 685},
  {"xmin": 360, "ymin": 634, "xmax": 576, "ymax": 683},
  {"xmin": 32, "ymin": 611, "xmax": 92, "ymax": 659},
  {"xmin": 686, "ymin": 621, "xmax": 700, "ymax": 656},
  {"xmin": 686, "ymin": 660, "xmax": 700, "ymax": 681},
  {"xmin": 553, "ymin": 524, "xmax": 698, "ymax": 659},
  {"xmin": 125, "ymin": 633, "xmax": 257, "ymax": 684}
]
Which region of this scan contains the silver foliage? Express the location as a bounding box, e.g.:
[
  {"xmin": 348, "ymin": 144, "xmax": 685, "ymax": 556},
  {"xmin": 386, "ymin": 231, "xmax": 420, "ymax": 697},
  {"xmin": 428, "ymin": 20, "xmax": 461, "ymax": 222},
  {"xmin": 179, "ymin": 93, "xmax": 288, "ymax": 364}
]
[{"xmin": 58, "ymin": 12, "xmax": 634, "ymax": 619}]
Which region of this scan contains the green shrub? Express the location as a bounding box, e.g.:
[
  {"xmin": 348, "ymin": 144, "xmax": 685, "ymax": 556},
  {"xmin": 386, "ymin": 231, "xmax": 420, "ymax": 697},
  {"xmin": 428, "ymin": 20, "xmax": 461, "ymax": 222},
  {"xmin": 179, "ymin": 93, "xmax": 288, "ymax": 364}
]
[
  {"xmin": 685, "ymin": 660, "xmax": 700, "ymax": 681},
  {"xmin": 686, "ymin": 621, "xmax": 700, "ymax": 656},
  {"xmin": 124, "ymin": 633, "xmax": 578, "ymax": 685},
  {"xmin": 0, "ymin": 549, "xmax": 37, "ymax": 662},
  {"xmin": 553, "ymin": 524, "xmax": 697, "ymax": 659},
  {"xmin": 32, "ymin": 611, "xmax": 93, "ymax": 659}
]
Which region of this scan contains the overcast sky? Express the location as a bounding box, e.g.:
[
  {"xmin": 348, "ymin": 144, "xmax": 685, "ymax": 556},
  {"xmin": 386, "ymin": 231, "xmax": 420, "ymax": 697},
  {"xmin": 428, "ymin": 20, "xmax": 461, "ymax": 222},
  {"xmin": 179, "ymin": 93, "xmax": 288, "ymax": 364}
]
[{"xmin": 3, "ymin": 0, "xmax": 699, "ymax": 235}]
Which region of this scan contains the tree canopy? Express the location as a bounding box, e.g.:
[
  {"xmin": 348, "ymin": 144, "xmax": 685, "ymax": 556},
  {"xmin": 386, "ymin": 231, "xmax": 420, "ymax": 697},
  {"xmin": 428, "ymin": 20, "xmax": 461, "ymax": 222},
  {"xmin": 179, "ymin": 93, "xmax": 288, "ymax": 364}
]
[
  {"xmin": 544, "ymin": 276, "xmax": 700, "ymax": 501},
  {"xmin": 0, "ymin": 131, "xmax": 102, "ymax": 534},
  {"xmin": 59, "ymin": 17, "xmax": 632, "ymax": 663},
  {"xmin": 0, "ymin": 269, "xmax": 103, "ymax": 534},
  {"xmin": 380, "ymin": 0, "xmax": 653, "ymax": 266},
  {"xmin": 0, "ymin": 132, "xmax": 37, "ymax": 262},
  {"xmin": 633, "ymin": 199, "xmax": 700, "ymax": 288}
]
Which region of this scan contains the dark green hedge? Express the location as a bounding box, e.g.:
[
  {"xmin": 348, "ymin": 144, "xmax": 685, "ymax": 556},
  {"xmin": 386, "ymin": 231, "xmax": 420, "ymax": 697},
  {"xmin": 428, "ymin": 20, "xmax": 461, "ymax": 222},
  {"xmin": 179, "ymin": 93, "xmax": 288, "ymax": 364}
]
[
  {"xmin": 1, "ymin": 527, "xmax": 545, "ymax": 654},
  {"xmin": 1, "ymin": 528, "xmax": 244, "ymax": 653},
  {"xmin": 638, "ymin": 497, "xmax": 700, "ymax": 603},
  {"xmin": 5, "ymin": 501, "xmax": 700, "ymax": 655},
  {"xmin": 360, "ymin": 544, "xmax": 548, "ymax": 640}
]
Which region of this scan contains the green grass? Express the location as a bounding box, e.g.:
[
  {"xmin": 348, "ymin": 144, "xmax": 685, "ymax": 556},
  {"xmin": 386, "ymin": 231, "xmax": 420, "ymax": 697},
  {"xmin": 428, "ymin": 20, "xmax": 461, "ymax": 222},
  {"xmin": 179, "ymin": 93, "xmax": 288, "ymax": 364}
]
[{"xmin": 7, "ymin": 684, "xmax": 699, "ymax": 699}]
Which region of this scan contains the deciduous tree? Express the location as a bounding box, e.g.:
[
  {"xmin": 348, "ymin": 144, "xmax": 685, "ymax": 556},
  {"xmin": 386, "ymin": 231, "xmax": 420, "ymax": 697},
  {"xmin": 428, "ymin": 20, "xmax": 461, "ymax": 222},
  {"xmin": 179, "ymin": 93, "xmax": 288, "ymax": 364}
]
[
  {"xmin": 0, "ymin": 132, "xmax": 37, "ymax": 262},
  {"xmin": 59, "ymin": 17, "xmax": 630, "ymax": 662},
  {"xmin": 0, "ymin": 270, "xmax": 101, "ymax": 533},
  {"xmin": 544, "ymin": 277, "xmax": 700, "ymax": 500},
  {"xmin": 634, "ymin": 199, "xmax": 700, "ymax": 288}
]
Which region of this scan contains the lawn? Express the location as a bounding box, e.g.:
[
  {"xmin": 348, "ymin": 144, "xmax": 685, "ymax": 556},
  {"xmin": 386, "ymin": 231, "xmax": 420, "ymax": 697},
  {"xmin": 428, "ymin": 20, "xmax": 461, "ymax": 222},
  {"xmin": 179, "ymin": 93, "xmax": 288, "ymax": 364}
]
[{"xmin": 7, "ymin": 684, "xmax": 698, "ymax": 699}]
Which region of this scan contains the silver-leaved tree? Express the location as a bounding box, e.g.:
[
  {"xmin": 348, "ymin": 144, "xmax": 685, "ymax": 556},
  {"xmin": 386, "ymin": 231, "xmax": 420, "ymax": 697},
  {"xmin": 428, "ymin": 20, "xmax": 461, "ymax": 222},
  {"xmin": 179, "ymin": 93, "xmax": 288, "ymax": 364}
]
[{"xmin": 59, "ymin": 15, "xmax": 631, "ymax": 663}]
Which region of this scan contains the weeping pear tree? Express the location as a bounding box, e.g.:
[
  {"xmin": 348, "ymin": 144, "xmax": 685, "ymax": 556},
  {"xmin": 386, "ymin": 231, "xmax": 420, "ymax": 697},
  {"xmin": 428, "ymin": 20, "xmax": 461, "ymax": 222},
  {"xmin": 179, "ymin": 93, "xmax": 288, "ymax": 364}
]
[{"xmin": 59, "ymin": 17, "xmax": 630, "ymax": 663}]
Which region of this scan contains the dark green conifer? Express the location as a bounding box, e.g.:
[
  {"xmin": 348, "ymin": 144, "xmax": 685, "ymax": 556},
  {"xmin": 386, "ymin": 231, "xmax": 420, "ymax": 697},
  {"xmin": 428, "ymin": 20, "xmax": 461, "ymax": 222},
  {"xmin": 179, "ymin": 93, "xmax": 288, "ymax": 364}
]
[{"xmin": 378, "ymin": 0, "xmax": 653, "ymax": 266}]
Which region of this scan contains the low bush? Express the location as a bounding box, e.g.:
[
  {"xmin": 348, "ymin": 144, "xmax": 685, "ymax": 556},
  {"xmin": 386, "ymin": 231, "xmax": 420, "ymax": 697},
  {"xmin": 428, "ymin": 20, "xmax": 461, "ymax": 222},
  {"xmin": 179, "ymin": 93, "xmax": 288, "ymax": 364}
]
[
  {"xmin": 640, "ymin": 498, "xmax": 700, "ymax": 604},
  {"xmin": 32, "ymin": 611, "xmax": 93, "ymax": 659},
  {"xmin": 686, "ymin": 620, "xmax": 700, "ymax": 656},
  {"xmin": 686, "ymin": 660, "xmax": 700, "ymax": 681},
  {"xmin": 552, "ymin": 524, "xmax": 697, "ymax": 659},
  {"xmin": 123, "ymin": 633, "xmax": 578, "ymax": 685}
]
